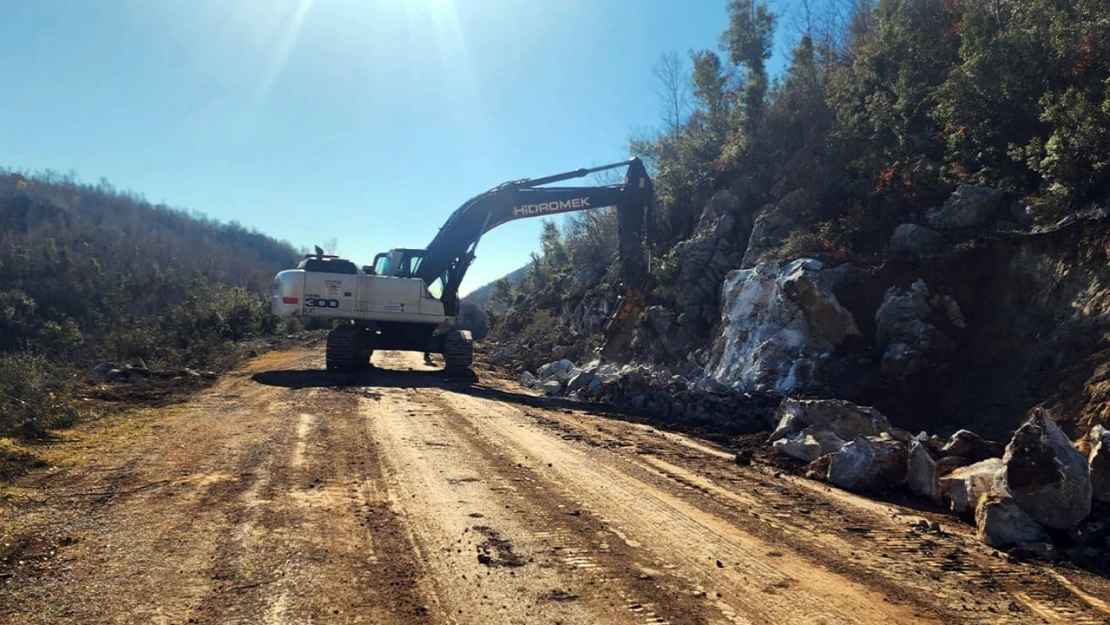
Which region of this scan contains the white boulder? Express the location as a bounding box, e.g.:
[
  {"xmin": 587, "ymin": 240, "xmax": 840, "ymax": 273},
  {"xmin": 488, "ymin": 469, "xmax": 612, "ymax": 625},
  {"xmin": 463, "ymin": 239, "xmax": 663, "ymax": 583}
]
[
  {"xmin": 828, "ymin": 436, "xmax": 908, "ymax": 492},
  {"xmin": 940, "ymin": 458, "xmax": 1004, "ymax": 514},
  {"xmin": 704, "ymin": 259, "xmax": 861, "ymax": 393}
]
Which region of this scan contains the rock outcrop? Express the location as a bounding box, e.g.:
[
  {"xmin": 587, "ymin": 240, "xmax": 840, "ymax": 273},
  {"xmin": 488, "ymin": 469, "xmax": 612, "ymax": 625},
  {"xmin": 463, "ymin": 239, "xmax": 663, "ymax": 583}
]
[
  {"xmin": 889, "ymin": 224, "xmax": 946, "ymax": 261},
  {"xmin": 999, "ymin": 410, "xmax": 1092, "ymax": 530},
  {"xmin": 705, "ymin": 259, "xmax": 861, "ymax": 393},
  {"xmin": 874, "ymin": 280, "xmax": 956, "ymax": 380},
  {"xmin": 925, "ymin": 184, "xmax": 1004, "ymax": 230},
  {"xmin": 671, "ymin": 190, "xmax": 752, "ymax": 333},
  {"xmin": 1090, "ymin": 425, "xmax": 1110, "ymax": 504},
  {"xmin": 741, "ymin": 190, "xmax": 811, "ymax": 268}
]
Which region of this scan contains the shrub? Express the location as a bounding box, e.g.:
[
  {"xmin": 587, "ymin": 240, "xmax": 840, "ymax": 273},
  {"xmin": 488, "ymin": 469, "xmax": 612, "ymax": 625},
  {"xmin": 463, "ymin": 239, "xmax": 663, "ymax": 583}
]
[{"xmin": 0, "ymin": 351, "xmax": 78, "ymax": 438}]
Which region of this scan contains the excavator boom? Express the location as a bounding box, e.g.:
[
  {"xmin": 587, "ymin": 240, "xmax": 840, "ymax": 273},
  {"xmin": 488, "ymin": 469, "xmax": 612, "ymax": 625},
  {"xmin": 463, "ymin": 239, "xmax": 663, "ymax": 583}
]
[{"xmin": 415, "ymin": 158, "xmax": 653, "ymax": 316}]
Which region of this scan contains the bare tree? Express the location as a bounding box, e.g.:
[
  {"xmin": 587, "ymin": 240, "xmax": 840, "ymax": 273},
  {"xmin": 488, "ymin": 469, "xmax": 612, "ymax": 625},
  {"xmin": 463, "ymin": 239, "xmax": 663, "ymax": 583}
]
[
  {"xmin": 652, "ymin": 51, "xmax": 690, "ymax": 138},
  {"xmin": 320, "ymin": 237, "xmax": 341, "ymax": 257},
  {"xmin": 791, "ymin": 0, "xmax": 816, "ymax": 39}
]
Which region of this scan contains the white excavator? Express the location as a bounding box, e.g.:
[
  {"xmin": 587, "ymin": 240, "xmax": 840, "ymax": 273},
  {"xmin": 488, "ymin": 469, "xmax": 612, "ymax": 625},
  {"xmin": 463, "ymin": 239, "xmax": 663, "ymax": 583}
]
[{"xmin": 270, "ymin": 158, "xmax": 653, "ymax": 372}]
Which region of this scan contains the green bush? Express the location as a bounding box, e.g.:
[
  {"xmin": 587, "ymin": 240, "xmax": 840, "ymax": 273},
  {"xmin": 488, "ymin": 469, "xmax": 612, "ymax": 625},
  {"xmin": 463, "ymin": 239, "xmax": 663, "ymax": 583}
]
[{"xmin": 0, "ymin": 351, "xmax": 77, "ymax": 438}]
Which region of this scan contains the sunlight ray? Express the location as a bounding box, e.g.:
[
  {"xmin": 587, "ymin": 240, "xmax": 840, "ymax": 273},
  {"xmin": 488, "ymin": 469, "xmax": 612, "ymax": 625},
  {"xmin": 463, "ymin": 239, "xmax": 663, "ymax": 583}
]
[{"xmin": 239, "ymin": 0, "xmax": 316, "ymax": 131}]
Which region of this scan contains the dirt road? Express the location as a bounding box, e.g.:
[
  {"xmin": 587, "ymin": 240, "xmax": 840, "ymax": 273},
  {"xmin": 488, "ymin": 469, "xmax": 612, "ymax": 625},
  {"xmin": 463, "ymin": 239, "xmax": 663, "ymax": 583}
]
[{"xmin": 3, "ymin": 347, "xmax": 1110, "ymax": 624}]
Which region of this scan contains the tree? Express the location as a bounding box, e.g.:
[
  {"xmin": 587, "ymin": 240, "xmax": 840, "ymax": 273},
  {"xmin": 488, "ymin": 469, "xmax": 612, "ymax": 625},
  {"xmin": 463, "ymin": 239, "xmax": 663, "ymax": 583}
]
[
  {"xmin": 722, "ymin": 0, "xmax": 776, "ymax": 134},
  {"xmin": 690, "ymin": 50, "xmax": 730, "ymax": 136},
  {"xmin": 653, "ymin": 51, "xmax": 691, "ymax": 138},
  {"xmin": 490, "ymin": 278, "xmax": 515, "ymax": 308}
]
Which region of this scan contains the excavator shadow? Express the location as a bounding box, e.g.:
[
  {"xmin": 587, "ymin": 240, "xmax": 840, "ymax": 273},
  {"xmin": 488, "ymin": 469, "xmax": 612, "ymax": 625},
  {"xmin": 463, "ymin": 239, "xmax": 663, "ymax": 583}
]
[
  {"xmin": 251, "ymin": 365, "xmax": 479, "ymax": 391},
  {"xmin": 249, "ymin": 367, "xmax": 648, "ymax": 420}
]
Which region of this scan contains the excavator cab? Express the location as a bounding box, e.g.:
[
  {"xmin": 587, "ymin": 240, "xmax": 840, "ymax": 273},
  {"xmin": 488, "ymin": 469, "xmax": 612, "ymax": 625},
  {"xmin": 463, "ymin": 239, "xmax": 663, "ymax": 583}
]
[{"xmin": 371, "ymin": 248, "xmax": 426, "ymax": 278}]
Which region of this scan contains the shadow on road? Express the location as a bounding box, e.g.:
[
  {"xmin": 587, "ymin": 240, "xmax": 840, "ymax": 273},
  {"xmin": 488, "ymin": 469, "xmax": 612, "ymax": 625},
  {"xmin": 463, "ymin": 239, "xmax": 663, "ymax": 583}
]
[
  {"xmin": 252, "ymin": 366, "xmax": 478, "ymax": 390},
  {"xmin": 251, "ymin": 366, "xmax": 655, "ymax": 422},
  {"xmin": 250, "ymin": 367, "xmax": 747, "ymax": 447}
]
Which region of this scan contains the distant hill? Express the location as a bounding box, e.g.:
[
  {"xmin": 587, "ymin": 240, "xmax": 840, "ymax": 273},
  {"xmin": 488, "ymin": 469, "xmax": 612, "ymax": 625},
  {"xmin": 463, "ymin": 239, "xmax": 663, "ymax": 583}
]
[
  {"xmin": 462, "ymin": 265, "xmax": 528, "ymax": 311},
  {"xmin": 0, "ymin": 168, "xmax": 302, "ymax": 367}
]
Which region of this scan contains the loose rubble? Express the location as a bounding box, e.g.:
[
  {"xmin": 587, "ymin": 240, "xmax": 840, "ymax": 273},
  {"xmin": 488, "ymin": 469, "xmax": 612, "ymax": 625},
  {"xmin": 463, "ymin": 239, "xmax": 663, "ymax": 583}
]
[
  {"xmin": 515, "ymin": 333, "xmax": 1107, "ymax": 565},
  {"xmin": 758, "ymin": 397, "xmax": 1101, "ymax": 562},
  {"xmin": 517, "ymin": 356, "xmax": 775, "ymax": 432},
  {"xmin": 89, "ymin": 361, "xmax": 217, "ymax": 383}
]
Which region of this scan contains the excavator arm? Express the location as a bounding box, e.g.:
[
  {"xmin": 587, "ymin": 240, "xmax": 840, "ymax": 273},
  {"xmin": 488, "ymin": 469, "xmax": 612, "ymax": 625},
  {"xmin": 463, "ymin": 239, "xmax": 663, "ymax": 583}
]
[{"xmin": 415, "ymin": 158, "xmax": 654, "ymax": 324}]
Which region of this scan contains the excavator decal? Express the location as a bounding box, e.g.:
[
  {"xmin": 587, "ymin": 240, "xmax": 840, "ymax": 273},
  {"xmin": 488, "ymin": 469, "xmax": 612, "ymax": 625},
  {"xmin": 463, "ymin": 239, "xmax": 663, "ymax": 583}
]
[{"xmin": 511, "ymin": 197, "xmax": 591, "ymax": 217}]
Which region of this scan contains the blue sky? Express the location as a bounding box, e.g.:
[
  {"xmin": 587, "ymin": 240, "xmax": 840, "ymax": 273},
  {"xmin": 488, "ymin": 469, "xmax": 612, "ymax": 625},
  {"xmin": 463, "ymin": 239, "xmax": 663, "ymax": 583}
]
[{"xmin": 1, "ymin": 0, "xmax": 799, "ymax": 294}]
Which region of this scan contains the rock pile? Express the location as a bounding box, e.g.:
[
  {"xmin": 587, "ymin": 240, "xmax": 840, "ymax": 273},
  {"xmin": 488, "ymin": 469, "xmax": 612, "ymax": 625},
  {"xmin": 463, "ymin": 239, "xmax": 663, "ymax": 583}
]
[
  {"xmin": 519, "ymin": 348, "xmax": 1107, "ymax": 561},
  {"xmin": 763, "ymin": 400, "xmax": 1108, "ymax": 561},
  {"xmin": 519, "ymin": 358, "xmax": 775, "ymax": 433}
]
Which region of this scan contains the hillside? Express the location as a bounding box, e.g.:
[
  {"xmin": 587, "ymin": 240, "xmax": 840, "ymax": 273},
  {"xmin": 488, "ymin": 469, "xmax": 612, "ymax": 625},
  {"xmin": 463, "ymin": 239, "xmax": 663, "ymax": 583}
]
[
  {"xmin": 0, "ymin": 169, "xmax": 303, "ymax": 436},
  {"xmin": 461, "ymin": 265, "xmax": 528, "ymax": 311},
  {"xmin": 490, "ymin": 0, "xmax": 1110, "ymax": 439}
]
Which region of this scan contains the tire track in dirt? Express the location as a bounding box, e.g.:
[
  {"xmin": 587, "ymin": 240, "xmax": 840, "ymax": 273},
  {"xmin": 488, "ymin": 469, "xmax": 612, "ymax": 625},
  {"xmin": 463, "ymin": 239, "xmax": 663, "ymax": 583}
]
[
  {"xmin": 190, "ymin": 384, "xmax": 440, "ymax": 624},
  {"xmin": 1, "ymin": 351, "xmax": 440, "ymax": 624},
  {"xmin": 430, "ymin": 388, "xmax": 932, "ymax": 625},
  {"xmin": 5, "ymin": 346, "xmax": 1110, "ymax": 624},
  {"xmin": 443, "ymin": 371, "xmax": 1110, "ymax": 625},
  {"xmin": 363, "ymin": 385, "xmax": 678, "ymax": 624}
]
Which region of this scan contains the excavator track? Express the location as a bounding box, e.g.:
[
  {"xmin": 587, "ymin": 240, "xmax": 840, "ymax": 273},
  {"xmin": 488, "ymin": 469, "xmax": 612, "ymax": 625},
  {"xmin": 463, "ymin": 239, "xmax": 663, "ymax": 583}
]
[
  {"xmin": 442, "ymin": 329, "xmax": 473, "ymax": 371},
  {"xmin": 326, "ymin": 325, "xmax": 373, "ymax": 371}
]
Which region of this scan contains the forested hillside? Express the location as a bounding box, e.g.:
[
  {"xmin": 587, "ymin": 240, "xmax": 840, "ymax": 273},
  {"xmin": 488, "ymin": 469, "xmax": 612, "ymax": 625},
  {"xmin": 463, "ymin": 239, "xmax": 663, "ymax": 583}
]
[{"xmin": 0, "ymin": 169, "xmax": 302, "ymax": 436}]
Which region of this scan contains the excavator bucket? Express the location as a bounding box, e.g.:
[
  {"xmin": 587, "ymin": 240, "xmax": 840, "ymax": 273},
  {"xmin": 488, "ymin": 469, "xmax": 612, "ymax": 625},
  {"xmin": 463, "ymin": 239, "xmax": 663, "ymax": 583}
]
[{"xmin": 598, "ymin": 287, "xmax": 645, "ymax": 362}]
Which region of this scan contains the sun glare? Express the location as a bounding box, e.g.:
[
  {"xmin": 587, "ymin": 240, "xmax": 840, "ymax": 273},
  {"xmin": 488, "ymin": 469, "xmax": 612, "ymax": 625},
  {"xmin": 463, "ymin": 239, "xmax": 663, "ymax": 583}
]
[{"xmin": 252, "ymin": 0, "xmax": 316, "ymax": 111}]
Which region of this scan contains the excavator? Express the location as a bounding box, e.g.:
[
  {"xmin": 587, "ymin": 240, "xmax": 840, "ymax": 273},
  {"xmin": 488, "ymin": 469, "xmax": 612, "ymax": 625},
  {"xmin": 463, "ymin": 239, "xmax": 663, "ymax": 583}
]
[{"xmin": 270, "ymin": 157, "xmax": 653, "ymax": 372}]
